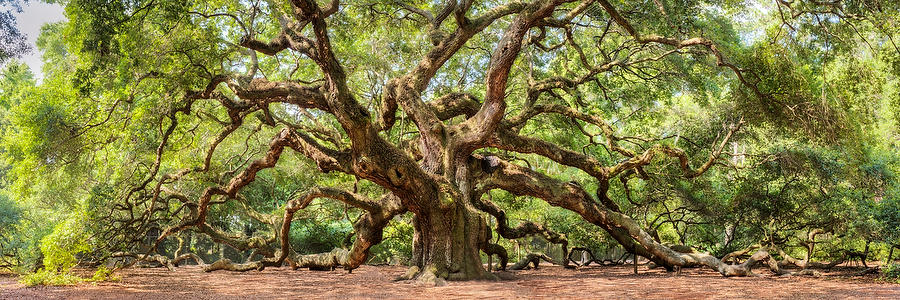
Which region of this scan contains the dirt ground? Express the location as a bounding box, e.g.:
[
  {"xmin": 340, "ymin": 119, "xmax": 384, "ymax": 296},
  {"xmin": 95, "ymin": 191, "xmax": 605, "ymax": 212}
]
[{"xmin": 2, "ymin": 264, "xmax": 899, "ymax": 299}]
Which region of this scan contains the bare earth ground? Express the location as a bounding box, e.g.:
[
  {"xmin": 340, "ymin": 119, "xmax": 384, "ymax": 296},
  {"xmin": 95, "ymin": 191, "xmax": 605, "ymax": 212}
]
[{"xmin": 2, "ymin": 264, "xmax": 899, "ymax": 299}]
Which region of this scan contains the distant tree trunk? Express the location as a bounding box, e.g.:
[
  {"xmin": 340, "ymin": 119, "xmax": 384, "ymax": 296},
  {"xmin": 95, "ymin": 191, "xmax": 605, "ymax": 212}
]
[
  {"xmin": 863, "ymin": 240, "xmax": 871, "ymax": 267},
  {"xmin": 633, "ymin": 244, "xmax": 638, "ymax": 274}
]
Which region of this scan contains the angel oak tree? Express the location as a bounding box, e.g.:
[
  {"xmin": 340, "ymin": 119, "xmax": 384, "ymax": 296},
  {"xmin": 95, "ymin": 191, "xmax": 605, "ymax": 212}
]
[{"xmin": 54, "ymin": 0, "xmax": 896, "ymax": 282}]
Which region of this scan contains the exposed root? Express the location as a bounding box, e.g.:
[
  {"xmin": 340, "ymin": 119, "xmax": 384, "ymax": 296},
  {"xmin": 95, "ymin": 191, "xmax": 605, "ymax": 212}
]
[
  {"xmin": 394, "ymin": 266, "xmax": 420, "ymax": 281},
  {"xmin": 855, "ymin": 267, "xmax": 880, "ymax": 276},
  {"xmin": 395, "ymin": 264, "xmax": 499, "ymax": 286},
  {"xmin": 393, "ymin": 266, "xmax": 448, "ymax": 286},
  {"xmin": 415, "ymin": 268, "xmax": 448, "ymax": 286},
  {"xmin": 784, "ymin": 269, "xmax": 821, "ymax": 277}
]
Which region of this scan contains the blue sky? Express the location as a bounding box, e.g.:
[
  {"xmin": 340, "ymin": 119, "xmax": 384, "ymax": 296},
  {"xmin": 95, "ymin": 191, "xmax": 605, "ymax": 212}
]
[{"xmin": 14, "ymin": 1, "xmax": 66, "ymax": 80}]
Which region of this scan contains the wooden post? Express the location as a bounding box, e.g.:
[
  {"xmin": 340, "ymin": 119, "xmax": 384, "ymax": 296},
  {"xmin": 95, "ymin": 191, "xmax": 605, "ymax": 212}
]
[
  {"xmin": 633, "ymin": 245, "xmax": 638, "ymax": 274},
  {"xmin": 487, "ymin": 217, "xmax": 493, "ymax": 272}
]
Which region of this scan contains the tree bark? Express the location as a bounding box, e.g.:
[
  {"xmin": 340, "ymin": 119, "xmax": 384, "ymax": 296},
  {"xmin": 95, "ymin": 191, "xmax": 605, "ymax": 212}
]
[{"xmin": 410, "ymin": 201, "xmax": 493, "ymax": 281}]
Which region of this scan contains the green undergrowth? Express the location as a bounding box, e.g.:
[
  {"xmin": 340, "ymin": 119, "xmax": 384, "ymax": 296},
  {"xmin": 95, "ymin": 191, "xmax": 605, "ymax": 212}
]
[
  {"xmin": 19, "ymin": 266, "xmax": 119, "ymax": 287},
  {"xmin": 881, "ymin": 263, "xmax": 900, "ymax": 284},
  {"xmin": 19, "ymin": 270, "xmax": 82, "ymax": 287}
]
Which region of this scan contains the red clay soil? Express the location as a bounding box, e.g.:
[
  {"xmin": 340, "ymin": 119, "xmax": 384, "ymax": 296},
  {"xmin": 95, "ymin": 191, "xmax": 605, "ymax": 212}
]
[{"xmin": 2, "ymin": 264, "xmax": 899, "ymax": 299}]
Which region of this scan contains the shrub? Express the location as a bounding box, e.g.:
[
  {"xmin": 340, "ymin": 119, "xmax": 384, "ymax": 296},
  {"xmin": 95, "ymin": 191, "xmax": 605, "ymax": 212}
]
[
  {"xmin": 882, "ymin": 263, "xmax": 900, "ymax": 283},
  {"xmin": 19, "ymin": 269, "xmax": 82, "ymax": 287},
  {"xmin": 89, "ymin": 266, "xmax": 119, "ymax": 282},
  {"xmin": 39, "ymin": 216, "xmax": 90, "ymax": 272}
]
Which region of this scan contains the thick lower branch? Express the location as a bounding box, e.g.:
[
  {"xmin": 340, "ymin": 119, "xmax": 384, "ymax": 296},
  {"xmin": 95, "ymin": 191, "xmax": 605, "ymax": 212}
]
[
  {"xmin": 509, "ymin": 253, "xmax": 559, "ymax": 270},
  {"xmin": 476, "ymin": 157, "xmax": 799, "ymax": 277},
  {"xmin": 480, "ymin": 242, "xmax": 509, "ymax": 270},
  {"xmin": 111, "ymin": 252, "xmax": 205, "ymax": 271}
]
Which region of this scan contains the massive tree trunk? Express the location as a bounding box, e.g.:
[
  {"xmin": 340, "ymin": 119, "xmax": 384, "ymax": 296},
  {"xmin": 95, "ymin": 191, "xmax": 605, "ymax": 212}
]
[
  {"xmin": 405, "ymin": 142, "xmax": 494, "ymax": 281},
  {"xmin": 410, "ymin": 202, "xmax": 492, "ymax": 281}
]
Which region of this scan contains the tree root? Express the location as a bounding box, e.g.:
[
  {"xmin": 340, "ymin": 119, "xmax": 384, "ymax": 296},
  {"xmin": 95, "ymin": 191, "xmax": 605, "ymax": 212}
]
[
  {"xmin": 854, "ymin": 267, "xmax": 880, "ymax": 276},
  {"xmin": 395, "ymin": 264, "xmax": 500, "ymax": 286},
  {"xmin": 393, "ymin": 266, "xmax": 448, "ymax": 286},
  {"xmin": 416, "ymin": 268, "xmax": 449, "ymax": 286}
]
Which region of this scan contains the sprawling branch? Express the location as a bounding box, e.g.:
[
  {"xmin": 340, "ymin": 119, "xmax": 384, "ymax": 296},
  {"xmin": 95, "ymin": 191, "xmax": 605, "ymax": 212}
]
[
  {"xmin": 607, "ymin": 119, "xmax": 743, "ymax": 178},
  {"xmin": 596, "ymin": 0, "xmax": 767, "ymax": 100},
  {"xmin": 154, "ymin": 128, "xmax": 297, "ymax": 247},
  {"xmin": 229, "ymin": 78, "xmax": 330, "ymax": 112},
  {"xmin": 379, "ymin": 1, "xmax": 533, "ymax": 131},
  {"xmin": 475, "ymin": 156, "xmax": 790, "ymax": 276},
  {"xmin": 456, "ymin": 1, "xmax": 569, "ymax": 151},
  {"xmin": 431, "ymin": 92, "xmax": 480, "ymax": 121}
]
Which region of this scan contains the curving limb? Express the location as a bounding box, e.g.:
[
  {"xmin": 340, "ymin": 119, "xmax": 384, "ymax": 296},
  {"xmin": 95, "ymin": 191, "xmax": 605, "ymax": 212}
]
[
  {"xmin": 472, "ymin": 184, "xmax": 569, "ymax": 270},
  {"xmin": 475, "ymin": 155, "xmax": 798, "ymax": 276}
]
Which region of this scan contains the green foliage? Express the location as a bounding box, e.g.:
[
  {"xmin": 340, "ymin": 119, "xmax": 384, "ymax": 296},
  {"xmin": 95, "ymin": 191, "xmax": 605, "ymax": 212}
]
[
  {"xmin": 0, "ymin": 195, "xmax": 20, "ymax": 232},
  {"xmin": 881, "ymin": 263, "xmax": 900, "ymax": 284},
  {"xmin": 369, "ymin": 219, "xmax": 413, "ymax": 265},
  {"xmin": 875, "ymin": 192, "xmax": 900, "ymax": 244},
  {"xmin": 19, "ymin": 269, "xmax": 83, "ymax": 287},
  {"xmin": 0, "ymin": 194, "xmax": 22, "ymax": 270},
  {"xmin": 289, "ymin": 219, "xmax": 351, "ymax": 254},
  {"xmin": 89, "ymin": 266, "xmax": 119, "ymax": 282},
  {"xmin": 39, "ymin": 216, "xmax": 90, "ymax": 272},
  {"xmin": 18, "ymin": 265, "xmax": 117, "ymax": 287}
]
